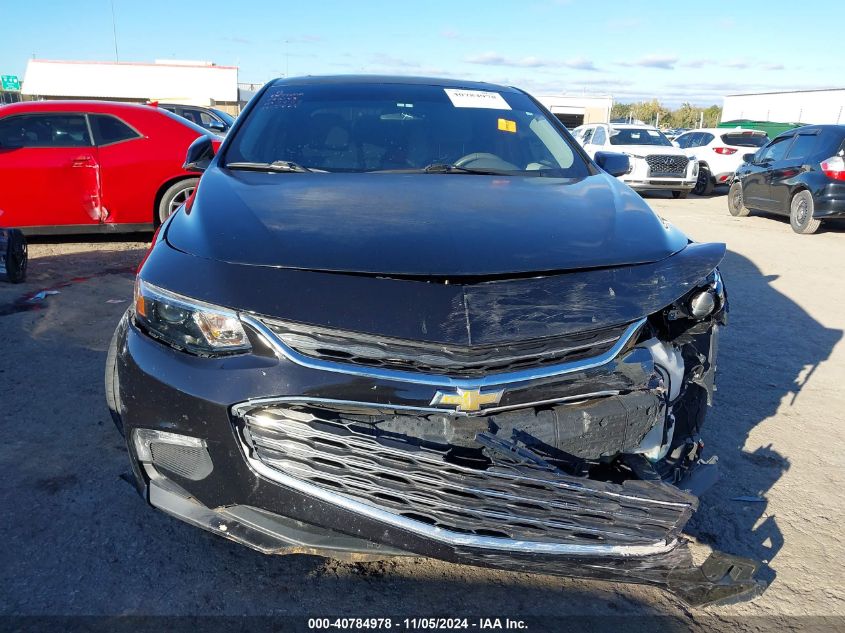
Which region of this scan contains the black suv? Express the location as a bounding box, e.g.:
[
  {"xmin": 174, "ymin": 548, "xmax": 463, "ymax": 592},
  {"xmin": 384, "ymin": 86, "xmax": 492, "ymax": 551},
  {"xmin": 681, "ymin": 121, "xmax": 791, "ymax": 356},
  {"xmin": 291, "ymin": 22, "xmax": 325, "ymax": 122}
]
[
  {"xmin": 158, "ymin": 104, "xmax": 235, "ymax": 135},
  {"xmin": 729, "ymin": 125, "xmax": 845, "ymax": 233},
  {"xmin": 108, "ymin": 76, "xmax": 763, "ymax": 607}
]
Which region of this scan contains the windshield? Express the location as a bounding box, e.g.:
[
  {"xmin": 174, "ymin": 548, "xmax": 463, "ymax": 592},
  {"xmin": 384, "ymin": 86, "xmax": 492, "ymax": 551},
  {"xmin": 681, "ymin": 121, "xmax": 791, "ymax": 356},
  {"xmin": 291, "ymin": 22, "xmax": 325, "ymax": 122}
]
[
  {"xmin": 224, "ymin": 82, "xmax": 589, "ymax": 176},
  {"xmin": 609, "ymin": 127, "xmax": 673, "ymax": 147},
  {"xmin": 210, "ymin": 108, "xmax": 236, "ymax": 125}
]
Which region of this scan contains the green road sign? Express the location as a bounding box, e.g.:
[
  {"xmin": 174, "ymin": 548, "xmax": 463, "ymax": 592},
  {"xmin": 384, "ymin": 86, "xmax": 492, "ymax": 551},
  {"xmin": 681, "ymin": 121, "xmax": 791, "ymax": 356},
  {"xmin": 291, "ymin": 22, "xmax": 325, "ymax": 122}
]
[{"xmin": 1, "ymin": 75, "xmax": 21, "ymax": 91}]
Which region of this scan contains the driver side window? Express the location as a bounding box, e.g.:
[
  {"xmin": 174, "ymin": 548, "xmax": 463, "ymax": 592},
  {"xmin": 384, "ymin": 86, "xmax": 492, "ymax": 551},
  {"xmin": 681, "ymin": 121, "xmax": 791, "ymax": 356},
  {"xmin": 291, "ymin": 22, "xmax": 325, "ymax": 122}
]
[{"xmin": 759, "ymin": 136, "xmax": 792, "ymax": 163}]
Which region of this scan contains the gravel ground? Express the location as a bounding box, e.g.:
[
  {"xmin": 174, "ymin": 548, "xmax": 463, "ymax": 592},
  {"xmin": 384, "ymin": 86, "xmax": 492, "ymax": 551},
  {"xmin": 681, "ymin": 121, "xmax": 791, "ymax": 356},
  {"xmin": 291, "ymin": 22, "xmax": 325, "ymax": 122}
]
[{"xmin": 1, "ymin": 193, "xmax": 843, "ymax": 630}]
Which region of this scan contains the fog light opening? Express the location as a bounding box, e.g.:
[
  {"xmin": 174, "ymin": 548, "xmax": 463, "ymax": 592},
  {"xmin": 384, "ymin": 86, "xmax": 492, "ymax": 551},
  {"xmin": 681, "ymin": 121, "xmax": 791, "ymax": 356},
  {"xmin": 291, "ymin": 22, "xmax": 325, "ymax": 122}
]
[{"xmin": 132, "ymin": 429, "xmax": 206, "ymax": 462}]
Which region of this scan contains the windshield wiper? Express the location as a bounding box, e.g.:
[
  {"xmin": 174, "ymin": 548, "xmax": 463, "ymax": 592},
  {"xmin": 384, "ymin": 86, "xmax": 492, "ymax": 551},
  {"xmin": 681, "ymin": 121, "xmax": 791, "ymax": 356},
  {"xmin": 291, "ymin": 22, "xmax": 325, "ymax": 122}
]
[
  {"xmin": 226, "ymin": 160, "xmax": 316, "ymax": 173},
  {"xmin": 422, "ymin": 163, "xmax": 506, "ymax": 175}
]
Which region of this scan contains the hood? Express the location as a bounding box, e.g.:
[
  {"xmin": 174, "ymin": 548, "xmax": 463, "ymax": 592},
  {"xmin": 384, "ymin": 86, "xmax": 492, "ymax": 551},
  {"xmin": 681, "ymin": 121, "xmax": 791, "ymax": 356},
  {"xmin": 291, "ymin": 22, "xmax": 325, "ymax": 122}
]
[
  {"xmin": 610, "ymin": 145, "xmax": 687, "ymax": 158},
  {"xmin": 166, "ymin": 168, "xmax": 688, "ymax": 277}
]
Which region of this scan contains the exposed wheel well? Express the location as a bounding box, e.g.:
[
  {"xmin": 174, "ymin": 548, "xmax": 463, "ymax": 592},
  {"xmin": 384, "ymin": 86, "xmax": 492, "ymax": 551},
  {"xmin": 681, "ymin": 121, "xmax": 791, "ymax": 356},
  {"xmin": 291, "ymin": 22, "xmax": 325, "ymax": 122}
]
[
  {"xmin": 788, "ymin": 185, "xmax": 811, "ymax": 209},
  {"xmin": 153, "ymin": 176, "xmax": 196, "ymax": 226}
]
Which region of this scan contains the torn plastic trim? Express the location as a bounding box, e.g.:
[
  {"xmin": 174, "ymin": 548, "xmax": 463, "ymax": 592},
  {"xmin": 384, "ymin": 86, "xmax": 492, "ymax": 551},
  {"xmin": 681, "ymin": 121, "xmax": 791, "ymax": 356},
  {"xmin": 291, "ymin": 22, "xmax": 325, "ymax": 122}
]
[
  {"xmin": 147, "ymin": 463, "xmax": 764, "ymax": 607},
  {"xmin": 231, "ymin": 392, "xmax": 624, "ymax": 419},
  {"xmin": 147, "ymin": 471, "xmax": 407, "ymax": 561},
  {"xmin": 241, "ymin": 314, "xmax": 647, "ymax": 389}
]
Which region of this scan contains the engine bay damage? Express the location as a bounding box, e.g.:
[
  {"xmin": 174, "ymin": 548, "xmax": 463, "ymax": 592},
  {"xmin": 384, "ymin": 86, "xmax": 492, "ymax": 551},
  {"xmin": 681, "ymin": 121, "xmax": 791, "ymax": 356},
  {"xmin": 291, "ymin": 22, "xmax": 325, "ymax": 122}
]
[{"xmin": 220, "ymin": 269, "xmax": 764, "ymax": 606}]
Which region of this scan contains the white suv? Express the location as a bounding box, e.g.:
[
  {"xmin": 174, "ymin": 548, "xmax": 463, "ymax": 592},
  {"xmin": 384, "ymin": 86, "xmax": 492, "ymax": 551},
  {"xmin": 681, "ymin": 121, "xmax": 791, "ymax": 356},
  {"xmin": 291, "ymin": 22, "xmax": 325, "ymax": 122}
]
[
  {"xmin": 573, "ymin": 123, "xmax": 698, "ymax": 198},
  {"xmin": 673, "ymin": 128, "xmax": 769, "ymax": 195}
]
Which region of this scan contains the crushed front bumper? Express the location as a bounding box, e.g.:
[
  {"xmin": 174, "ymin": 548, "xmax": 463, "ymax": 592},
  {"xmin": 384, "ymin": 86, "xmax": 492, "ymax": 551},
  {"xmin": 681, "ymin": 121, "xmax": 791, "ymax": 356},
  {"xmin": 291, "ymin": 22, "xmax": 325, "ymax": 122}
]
[
  {"xmin": 112, "ymin": 306, "xmax": 764, "ymax": 608},
  {"xmin": 149, "ymin": 473, "xmax": 762, "ymax": 608}
]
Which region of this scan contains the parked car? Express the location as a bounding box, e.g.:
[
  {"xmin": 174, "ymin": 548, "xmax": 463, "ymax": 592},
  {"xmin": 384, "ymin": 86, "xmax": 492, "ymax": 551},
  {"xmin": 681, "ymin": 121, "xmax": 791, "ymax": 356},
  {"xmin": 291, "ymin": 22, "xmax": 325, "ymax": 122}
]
[
  {"xmin": 663, "ymin": 128, "xmax": 689, "ymax": 141},
  {"xmin": 158, "ymin": 103, "xmax": 235, "ymax": 135},
  {"xmin": 674, "ymin": 128, "xmax": 768, "ymax": 195},
  {"xmin": 0, "ymin": 101, "xmax": 216, "ymax": 233},
  {"xmin": 572, "ymin": 122, "xmax": 698, "ymax": 198},
  {"xmin": 107, "ymin": 75, "xmax": 762, "ymax": 607},
  {"xmin": 729, "ymin": 125, "xmax": 845, "ymax": 234}
]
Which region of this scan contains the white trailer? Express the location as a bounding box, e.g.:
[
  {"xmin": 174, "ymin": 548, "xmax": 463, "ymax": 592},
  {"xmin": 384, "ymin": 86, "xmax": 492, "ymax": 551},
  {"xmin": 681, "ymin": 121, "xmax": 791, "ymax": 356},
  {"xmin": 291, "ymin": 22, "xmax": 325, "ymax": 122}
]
[{"xmin": 722, "ymin": 89, "xmax": 845, "ymax": 125}]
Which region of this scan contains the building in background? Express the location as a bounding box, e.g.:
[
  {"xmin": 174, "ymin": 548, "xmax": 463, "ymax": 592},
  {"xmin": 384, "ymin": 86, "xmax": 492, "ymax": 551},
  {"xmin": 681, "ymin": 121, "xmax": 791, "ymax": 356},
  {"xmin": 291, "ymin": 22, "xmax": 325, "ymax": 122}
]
[
  {"xmin": 237, "ymin": 82, "xmax": 263, "ymax": 109},
  {"xmin": 21, "ymin": 59, "xmax": 239, "ymax": 113},
  {"xmin": 722, "ymin": 89, "xmax": 845, "ymax": 126},
  {"xmin": 533, "ymin": 94, "xmax": 613, "ymax": 128}
]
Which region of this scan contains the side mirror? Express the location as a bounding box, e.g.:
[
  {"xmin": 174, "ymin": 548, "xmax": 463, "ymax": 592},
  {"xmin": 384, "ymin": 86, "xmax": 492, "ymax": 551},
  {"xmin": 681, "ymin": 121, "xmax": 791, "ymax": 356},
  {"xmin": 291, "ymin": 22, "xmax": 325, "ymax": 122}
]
[
  {"xmin": 183, "ymin": 135, "xmax": 216, "ymax": 172},
  {"xmin": 206, "ymin": 120, "xmax": 226, "ymax": 133},
  {"xmin": 672, "ymin": 140, "xmax": 680, "ymax": 148},
  {"xmin": 742, "ymin": 152, "xmax": 756, "ymax": 164},
  {"xmin": 594, "ymin": 151, "xmax": 630, "ymax": 177}
]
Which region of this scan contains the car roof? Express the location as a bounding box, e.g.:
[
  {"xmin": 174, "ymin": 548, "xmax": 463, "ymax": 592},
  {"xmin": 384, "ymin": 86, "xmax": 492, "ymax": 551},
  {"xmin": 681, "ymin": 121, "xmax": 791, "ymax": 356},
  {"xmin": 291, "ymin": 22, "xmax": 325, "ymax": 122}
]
[
  {"xmin": 157, "ymin": 103, "xmax": 210, "ymax": 109},
  {"xmin": 684, "ymin": 127, "xmax": 766, "ymax": 135},
  {"xmin": 610, "ymin": 123, "xmax": 659, "ymax": 130},
  {"xmin": 772, "ymin": 124, "xmax": 845, "ymax": 139},
  {"xmin": 0, "ymin": 100, "xmax": 160, "ymax": 115},
  {"xmin": 270, "ymin": 74, "xmax": 521, "ymax": 93}
]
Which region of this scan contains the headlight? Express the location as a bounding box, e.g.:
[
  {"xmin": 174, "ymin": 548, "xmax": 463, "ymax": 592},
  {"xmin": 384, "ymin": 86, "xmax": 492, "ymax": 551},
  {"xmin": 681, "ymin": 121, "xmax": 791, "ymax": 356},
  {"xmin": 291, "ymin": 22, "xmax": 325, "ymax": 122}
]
[
  {"xmin": 134, "ymin": 279, "xmax": 250, "ymax": 355},
  {"xmin": 667, "ymin": 270, "xmax": 726, "ymax": 322},
  {"xmin": 689, "ymin": 289, "xmax": 716, "ymax": 318}
]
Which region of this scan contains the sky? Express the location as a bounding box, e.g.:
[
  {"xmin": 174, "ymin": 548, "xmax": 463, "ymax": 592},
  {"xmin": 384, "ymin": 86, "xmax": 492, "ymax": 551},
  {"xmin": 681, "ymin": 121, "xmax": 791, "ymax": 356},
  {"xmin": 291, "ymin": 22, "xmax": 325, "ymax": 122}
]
[{"xmin": 1, "ymin": 0, "xmax": 842, "ymax": 107}]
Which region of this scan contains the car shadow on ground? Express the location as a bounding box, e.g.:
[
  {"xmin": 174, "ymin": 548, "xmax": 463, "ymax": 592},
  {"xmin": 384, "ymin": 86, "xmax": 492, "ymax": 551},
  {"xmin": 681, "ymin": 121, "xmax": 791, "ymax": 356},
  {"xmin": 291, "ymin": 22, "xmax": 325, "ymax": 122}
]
[
  {"xmin": 683, "ymin": 249, "xmax": 842, "ymax": 589},
  {"xmin": 0, "ymin": 243, "xmax": 840, "ymax": 619},
  {"xmin": 742, "ymin": 211, "xmax": 845, "ymax": 234}
]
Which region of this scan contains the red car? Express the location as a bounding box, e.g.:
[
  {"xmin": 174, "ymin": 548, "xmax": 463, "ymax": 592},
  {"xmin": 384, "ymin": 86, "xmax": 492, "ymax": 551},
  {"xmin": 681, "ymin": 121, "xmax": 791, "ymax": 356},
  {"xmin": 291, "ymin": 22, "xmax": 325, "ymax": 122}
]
[{"xmin": 0, "ymin": 100, "xmax": 215, "ymax": 234}]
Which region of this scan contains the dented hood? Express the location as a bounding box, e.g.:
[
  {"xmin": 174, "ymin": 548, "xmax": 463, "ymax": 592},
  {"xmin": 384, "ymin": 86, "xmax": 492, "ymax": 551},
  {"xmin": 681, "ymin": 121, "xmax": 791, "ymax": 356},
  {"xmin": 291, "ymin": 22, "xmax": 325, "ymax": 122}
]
[{"xmin": 166, "ymin": 168, "xmax": 689, "ymax": 276}]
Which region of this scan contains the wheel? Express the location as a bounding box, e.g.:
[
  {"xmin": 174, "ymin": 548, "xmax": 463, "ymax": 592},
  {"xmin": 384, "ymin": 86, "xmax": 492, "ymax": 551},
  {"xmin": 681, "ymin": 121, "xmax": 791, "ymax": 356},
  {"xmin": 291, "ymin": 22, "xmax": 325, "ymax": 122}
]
[
  {"xmin": 672, "ymin": 190, "xmax": 689, "ymax": 199},
  {"xmin": 692, "ymin": 167, "xmax": 714, "ymax": 196},
  {"xmin": 157, "ymin": 178, "xmax": 199, "ymax": 224},
  {"xmin": 727, "ymin": 182, "xmax": 750, "ymax": 217},
  {"xmin": 790, "ymin": 190, "xmax": 821, "ymax": 234},
  {"xmin": 2, "ymin": 229, "xmax": 27, "ymax": 283},
  {"xmin": 105, "ymin": 318, "xmax": 125, "ymax": 437}
]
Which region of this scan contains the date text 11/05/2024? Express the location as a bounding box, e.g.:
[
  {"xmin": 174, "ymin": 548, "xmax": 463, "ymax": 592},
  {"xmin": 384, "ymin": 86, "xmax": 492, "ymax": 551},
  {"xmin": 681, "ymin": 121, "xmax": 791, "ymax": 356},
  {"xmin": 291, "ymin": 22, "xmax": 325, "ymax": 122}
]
[{"xmin": 307, "ymin": 618, "xmax": 528, "ymax": 630}]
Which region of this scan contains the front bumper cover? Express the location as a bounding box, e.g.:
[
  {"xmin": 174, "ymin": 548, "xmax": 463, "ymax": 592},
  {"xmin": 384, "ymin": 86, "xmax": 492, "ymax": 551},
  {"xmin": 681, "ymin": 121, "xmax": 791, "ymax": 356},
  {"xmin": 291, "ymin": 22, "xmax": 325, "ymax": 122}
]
[
  {"xmin": 148, "ymin": 473, "xmax": 762, "ymax": 608},
  {"xmin": 112, "ymin": 302, "xmax": 765, "ymax": 607}
]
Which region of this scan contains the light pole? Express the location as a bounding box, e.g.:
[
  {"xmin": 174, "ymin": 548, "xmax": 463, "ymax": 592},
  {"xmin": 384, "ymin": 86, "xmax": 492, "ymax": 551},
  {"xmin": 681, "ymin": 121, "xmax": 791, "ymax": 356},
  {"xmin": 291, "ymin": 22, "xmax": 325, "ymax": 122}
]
[{"xmin": 110, "ymin": 0, "xmax": 120, "ymax": 62}]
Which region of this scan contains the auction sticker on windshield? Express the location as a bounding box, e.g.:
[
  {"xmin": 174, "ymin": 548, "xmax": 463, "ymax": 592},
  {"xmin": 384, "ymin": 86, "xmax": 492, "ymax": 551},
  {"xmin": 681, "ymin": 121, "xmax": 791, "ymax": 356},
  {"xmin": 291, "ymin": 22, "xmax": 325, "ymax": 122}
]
[{"xmin": 444, "ymin": 88, "xmax": 511, "ymax": 110}]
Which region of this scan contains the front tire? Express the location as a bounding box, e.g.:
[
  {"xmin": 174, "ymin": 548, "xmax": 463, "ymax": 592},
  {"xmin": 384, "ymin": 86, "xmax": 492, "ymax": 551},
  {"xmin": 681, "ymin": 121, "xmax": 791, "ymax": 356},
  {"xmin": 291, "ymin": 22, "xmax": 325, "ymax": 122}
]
[
  {"xmin": 728, "ymin": 182, "xmax": 750, "ymax": 217},
  {"xmin": 3, "ymin": 229, "xmax": 27, "ymax": 283},
  {"xmin": 105, "ymin": 320, "xmax": 125, "ymax": 437},
  {"xmin": 672, "ymin": 190, "xmax": 689, "ymax": 199},
  {"xmin": 790, "ymin": 190, "xmax": 821, "ymax": 234},
  {"xmin": 157, "ymin": 178, "xmax": 199, "ymax": 224},
  {"xmin": 692, "ymin": 167, "xmax": 714, "ymax": 196}
]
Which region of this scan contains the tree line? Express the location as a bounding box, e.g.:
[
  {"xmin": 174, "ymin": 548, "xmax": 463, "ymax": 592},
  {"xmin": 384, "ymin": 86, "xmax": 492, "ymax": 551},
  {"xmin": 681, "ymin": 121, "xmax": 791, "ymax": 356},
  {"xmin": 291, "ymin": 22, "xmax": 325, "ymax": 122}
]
[{"xmin": 611, "ymin": 100, "xmax": 723, "ymax": 129}]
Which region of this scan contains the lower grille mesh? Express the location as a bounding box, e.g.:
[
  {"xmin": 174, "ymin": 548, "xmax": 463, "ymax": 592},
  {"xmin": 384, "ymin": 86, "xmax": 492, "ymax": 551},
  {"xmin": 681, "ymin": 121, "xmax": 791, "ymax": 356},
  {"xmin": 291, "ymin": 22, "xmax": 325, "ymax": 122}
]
[{"xmin": 238, "ymin": 404, "xmax": 694, "ymax": 546}]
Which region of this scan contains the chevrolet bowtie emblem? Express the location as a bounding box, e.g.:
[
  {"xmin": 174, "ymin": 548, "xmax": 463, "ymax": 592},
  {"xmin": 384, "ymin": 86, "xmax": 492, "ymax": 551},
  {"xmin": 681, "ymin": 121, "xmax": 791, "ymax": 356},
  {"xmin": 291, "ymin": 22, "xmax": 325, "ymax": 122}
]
[{"xmin": 430, "ymin": 387, "xmax": 505, "ymax": 413}]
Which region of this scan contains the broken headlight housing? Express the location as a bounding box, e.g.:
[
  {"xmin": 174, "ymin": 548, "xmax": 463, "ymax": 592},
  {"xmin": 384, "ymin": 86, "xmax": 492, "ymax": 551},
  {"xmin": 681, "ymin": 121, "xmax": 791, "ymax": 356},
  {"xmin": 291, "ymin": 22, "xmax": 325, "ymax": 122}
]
[
  {"xmin": 667, "ymin": 270, "xmax": 726, "ymax": 322},
  {"xmin": 133, "ymin": 278, "xmax": 251, "ymax": 355}
]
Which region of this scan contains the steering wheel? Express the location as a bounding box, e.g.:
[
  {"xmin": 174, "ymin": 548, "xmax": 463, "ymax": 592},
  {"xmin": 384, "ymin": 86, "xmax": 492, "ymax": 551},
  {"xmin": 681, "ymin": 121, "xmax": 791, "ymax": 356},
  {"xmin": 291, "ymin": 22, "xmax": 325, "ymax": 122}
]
[{"xmin": 453, "ymin": 152, "xmax": 519, "ymax": 171}]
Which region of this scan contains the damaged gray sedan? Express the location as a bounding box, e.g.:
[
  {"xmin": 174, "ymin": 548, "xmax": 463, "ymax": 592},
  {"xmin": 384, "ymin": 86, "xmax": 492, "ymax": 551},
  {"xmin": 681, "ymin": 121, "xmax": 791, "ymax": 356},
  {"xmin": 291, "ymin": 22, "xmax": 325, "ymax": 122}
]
[{"xmin": 107, "ymin": 76, "xmax": 764, "ymax": 607}]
